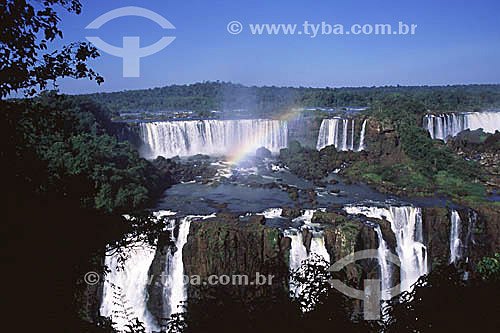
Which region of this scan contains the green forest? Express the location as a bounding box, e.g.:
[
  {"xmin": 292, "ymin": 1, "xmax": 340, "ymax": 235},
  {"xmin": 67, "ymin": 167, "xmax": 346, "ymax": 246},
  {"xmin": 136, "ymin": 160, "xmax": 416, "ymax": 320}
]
[{"xmin": 85, "ymin": 82, "xmax": 500, "ymax": 115}]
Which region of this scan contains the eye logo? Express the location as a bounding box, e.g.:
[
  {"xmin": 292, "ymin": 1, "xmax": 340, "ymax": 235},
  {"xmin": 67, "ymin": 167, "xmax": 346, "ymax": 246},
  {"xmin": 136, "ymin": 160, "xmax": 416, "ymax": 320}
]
[{"xmin": 85, "ymin": 6, "xmax": 176, "ymax": 77}]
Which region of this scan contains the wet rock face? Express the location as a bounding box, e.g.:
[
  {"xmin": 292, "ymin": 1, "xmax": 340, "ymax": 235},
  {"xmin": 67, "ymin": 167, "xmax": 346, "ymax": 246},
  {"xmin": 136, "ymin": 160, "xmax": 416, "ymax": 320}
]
[
  {"xmin": 147, "ymin": 233, "xmax": 175, "ymax": 323},
  {"xmin": 363, "ymin": 117, "xmax": 405, "ymax": 162},
  {"xmin": 256, "ymin": 146, "xmax": 272, "ymax": 159},
  {"xmin": 279, "ymin": 141, "xmax": 363, "ymax": 183},
  {"xmin": 76, "ymin": 256, "xmax": 105, "ymax": 324},
  {"xmin": 182, "ymin": 215, "xmax": 290, "ymax": 300},
  {"xmin": 111, "ymin": 122, "xmax": 143, "ymax": 148},
  {"xmin": 421, "ymin": 207, "xmax": 452, "ymax": 267},
  {"xmin": 309, "ymin": 211, "xmax": 383, "ymax": 282},
  {"xmin": 466, "ymin": 203, "xmax": 500, "ymax": 268},
  {"xmin": 288, "ymin": 115, "xmax": 323, "ymax": 148},
  {"xmin": 280, "ymin": 206, "xmax": 302, "ymax": 219},
  {"xmin": 152, "ymin": 156, "xmax": 217, "ymax": 184},
  {"xmin": 420, "ymin": 206, "xmax": 495, "ymax": 272},
  {"xmin": 482, "ymin": 207, "xmax": 500, "ymax": 254}
]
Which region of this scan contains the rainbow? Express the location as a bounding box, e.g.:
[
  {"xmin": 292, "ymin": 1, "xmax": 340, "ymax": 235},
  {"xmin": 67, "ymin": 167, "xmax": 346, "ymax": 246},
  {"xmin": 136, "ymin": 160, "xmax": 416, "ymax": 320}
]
[{"xmin": 226, "ymin": 108, "xmax": 302, "ymax": 164}]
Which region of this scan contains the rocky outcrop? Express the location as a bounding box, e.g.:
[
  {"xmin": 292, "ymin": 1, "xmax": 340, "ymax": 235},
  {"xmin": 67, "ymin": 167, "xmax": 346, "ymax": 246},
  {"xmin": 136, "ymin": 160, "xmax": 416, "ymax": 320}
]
[
  {"xmin": 280, "ymin": 206, "xmax": 302, "ymax": 219},
  {"xmin": 466, "ymin": 203, "xmax": 500, "ymax": 266},
  {"xmin": 310, "ymin": 211, "xmax": 390, "ymax": 282},
  {"xmin": 421, "ymin": 207, "xmax": 452, "ymax": 267},
  {"xmin": 279, "ymin": 140, "xmax": 364, "ymax": 182},
  {"xmin": 256, "ymin": 146, "xmax": 272, "ymax": 159},
  {"xmin": 75, "ymin": 265, "xmax": 105, "ymax": 324},
  {"xmin": 420, "ymin": 206, "xmax": 498, "ymax": 273},
  {"xmin": 182, "ymin": 214, "xmax": 291, "ymax": 300},
  {"xmin": 447, "ymin": 131, "xmax": 500, "ymax": 192},
  {"xmin": 363, "ymin": 117, "xmax": 404, "ymax": 159},
  {"xmin": 110, "ymin": 121, "xmax": 143, "ymax": 148},
  {"xmin": 147, "ymin": 233, "xmax": 176, "ymax": 322},
  {"xmin": 288, "ymin": 114, "xmax": 324, "ymax": 148},
  {"xmin": 152, "ymin": 155, "xmax": 217, "ymax": 184}
]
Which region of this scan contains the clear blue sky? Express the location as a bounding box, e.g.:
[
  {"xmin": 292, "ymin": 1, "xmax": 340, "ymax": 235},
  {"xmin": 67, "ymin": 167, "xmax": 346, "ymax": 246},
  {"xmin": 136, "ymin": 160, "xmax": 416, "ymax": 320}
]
[{"xmin": 54, "ymin": 0, "xmax": 500, "ymax": 94}]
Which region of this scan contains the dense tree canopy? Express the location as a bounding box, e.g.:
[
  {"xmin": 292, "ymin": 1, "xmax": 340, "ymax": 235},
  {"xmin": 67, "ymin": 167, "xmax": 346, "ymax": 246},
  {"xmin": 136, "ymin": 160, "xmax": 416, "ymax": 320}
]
[{"xmin": 85, "ymin": 82, "xmax": 500, "ymax": 115}]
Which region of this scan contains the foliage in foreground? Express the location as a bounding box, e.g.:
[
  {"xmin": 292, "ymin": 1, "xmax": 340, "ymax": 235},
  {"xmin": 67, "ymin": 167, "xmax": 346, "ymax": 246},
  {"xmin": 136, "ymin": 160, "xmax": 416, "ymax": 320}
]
[
  {"xmin": 3, "ymin": 95, "xmax": 172, "ymax": 332},
  {"xmin": 102, "ymin": 255, "xmax": 500, "ymax": 333},
  {"xmin": 3, "ymin": 95, "xmax": 167, "ymax": 213},
  {"xmin": 0, "ymin": 0, "xmax": 103, "ymax": 97}
]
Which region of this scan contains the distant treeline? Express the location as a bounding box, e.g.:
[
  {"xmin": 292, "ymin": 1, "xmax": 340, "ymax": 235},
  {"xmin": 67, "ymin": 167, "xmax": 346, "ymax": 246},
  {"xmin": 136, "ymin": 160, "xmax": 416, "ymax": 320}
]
[{"xmin": 82, "ymin": 82, "xmax": 500, "ymax": 114}]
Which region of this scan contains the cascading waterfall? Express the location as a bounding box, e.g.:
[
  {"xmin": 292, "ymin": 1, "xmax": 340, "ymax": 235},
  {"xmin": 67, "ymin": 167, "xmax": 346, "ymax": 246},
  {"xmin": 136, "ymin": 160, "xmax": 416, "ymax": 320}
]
[
  {"xmin": 344, "ymin": 205, "xmax": 428, "ymax": 292},
  {"xmin": 100, "ymin": 212, "xmax": 209, "ymax": 332},
  {"xmin": 374, "ymin": 225, "xmax": 392, "ymax": 300},
  {"xmin": 163, "ymin": 217, "xmax": 192, "ymax": 317},
  {"xmin": 100, "ymin": 242, "xmax": 158, "ymax": 333},
  {"xmin": 316, "ymin": 118, "xmax": 367, "ymax": 151},
  {"xmin": 423, "ymin": 113, "xmax": 466, "ymax": 141},
  {"xmin": 423, "ymin": 111, "xmax": 500, "ymax": 141},
  {"xmin": 139, "ymin": 119, "xmax": 288, "ymax": 158},
  {"xmin": 160, "ymin": 213, "xmax": 216, "ymax": 317},
  {"xmin": 310, "ymin": 231, "xmax": 331, "ymax": 264},
  {"xmin": 284, "ymin": 229, "xmax": 309, "ymax": 297},
  {"xmin": 341, "ymin": 119, "xmax": 348, "ymax": 151},
  {"xmin": 465, "ymin": 111, "xmax": 500, "ymax": 133},
  {"xmin": 449, "ymin": 210, "xmax": 462, "ymax": 263},
  {"xmin": 258, "ymin": 208, "xmax": 284, "ymax": 219},
  {"xmin": 358, "ymin": 119, "xmax": 367, "ymax": 151},
  {"xmin": 293, "ymin": 209, "xmax": 315, "ymax": 225},
  {"xmin": 285, "ymin": 210, "xmax": 331, "ymax": 300},
  {"xmin": 350, "ymin": 120, "xmax": 355, "ymax": 151},
  {"xmin": 463, "ymin": 211, "xmax": 477, "ymax": 280}
]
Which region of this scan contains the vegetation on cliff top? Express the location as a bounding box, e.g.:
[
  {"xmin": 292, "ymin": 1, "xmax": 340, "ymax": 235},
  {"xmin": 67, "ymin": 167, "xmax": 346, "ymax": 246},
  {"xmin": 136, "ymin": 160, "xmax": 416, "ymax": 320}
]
[
  {"xmin": 345, "ymin": 96, "xmax": 489, "ymax": 203},
  {"xmin": 84, "ymin": 81, "xmax": 500, "ymax": 115}
]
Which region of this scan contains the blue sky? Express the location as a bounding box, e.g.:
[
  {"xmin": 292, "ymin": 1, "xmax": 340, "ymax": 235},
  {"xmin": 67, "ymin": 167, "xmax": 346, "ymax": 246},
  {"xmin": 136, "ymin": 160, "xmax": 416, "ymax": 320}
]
[{"xmin": 54, "ymin": 0, "xmax": 500, "ymax": 94}]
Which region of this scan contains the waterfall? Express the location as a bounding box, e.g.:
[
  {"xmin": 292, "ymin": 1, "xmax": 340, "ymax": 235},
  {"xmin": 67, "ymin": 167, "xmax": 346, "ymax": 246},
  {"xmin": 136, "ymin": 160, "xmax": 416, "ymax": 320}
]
[
  {"xmin": 100, "ymin": 212, "xmax": 206, "ymax": 332},
  {"xmin": 293, "ymin": 209, "xmax": 315, "ymax": 225},
  {"xmin": 350, "ymin": 119, "xmax": 355, "ymax": 151},
  {"xmin": 316, "ymin": 118, "xmax": 367, "ymax": 151},
  {"xmin": 391, "ymin": 207, "xmax": 427, "ymax": 291},
  {"xmin": 344, "ymin": 205, "xmax": 427, "ymax": 292},
  {"xmin": 139, "ymin": 119, "xmax": 288, "ymax": 158},
  {"xmin": 341, "ymin": 119, "xmax": 348, "ymax": 151},
  {"xmin": 285, "ymin": 229, "xmax": 309, "ymax": 297},
  {"xmin": 463, "ymin": 211, "xmax": 477, "ymax": 280},
  {"xmin": 465, "ymin": 111, "xmax": 500, "ymax": 133},
  {"xmin": 285, "ymin": 227, "xmax": 330, "ymax": 298},
  {"xmin": 374, "ymin": 225, "xmax": 392, "ymax": 300},
  {"xmin": 423, "ymin": 114, "xmax": 466, "ymax": 141},
  {"xmin": 358, "ymin": 119, "xmax": 367, "ymax": 151},
  {"xmin": 258, "ymin": 208, "xmax": 283, "ymax": 219},
  {"xmin": 310, "ymin": 232, "xmax": 331, "ymax": 263},
  {"xmin": 423, "ymin": 111, "xmax": 500, "ymax": 141},
  {"xmin": 450, "ymin": 210, "xmax": 462, "ymax": 263},
  {"xmin": 100, "ymin": 242, "xmax": 158, "ymax": 333},
  {"xmin": 163, "ymin": 217, "xmax": 192, "ymax": 317}
]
